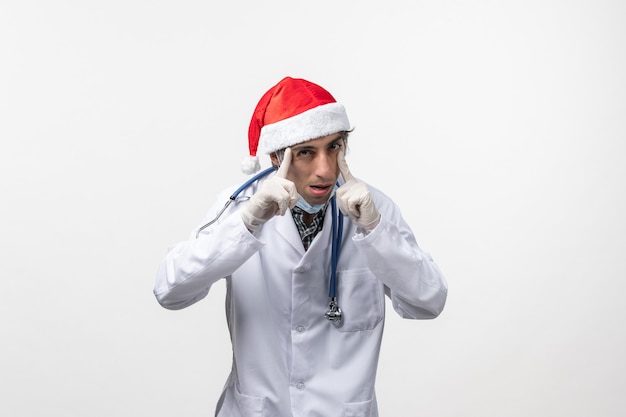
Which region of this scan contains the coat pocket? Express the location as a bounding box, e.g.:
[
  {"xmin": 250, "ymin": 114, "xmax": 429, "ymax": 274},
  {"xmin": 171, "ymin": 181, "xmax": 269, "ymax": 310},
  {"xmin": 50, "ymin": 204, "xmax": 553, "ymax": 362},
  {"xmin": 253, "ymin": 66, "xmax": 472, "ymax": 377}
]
[
  {"xmin": 335, "ymin": 269, "xmax": 384, "ymax": 332},
  {"xmin": 232, "ymin": 382, "xmax": 265, "ymax": 417},
  {"xmin": 344, "ymin": 397, "xmax": 374, "ymax": 417}
]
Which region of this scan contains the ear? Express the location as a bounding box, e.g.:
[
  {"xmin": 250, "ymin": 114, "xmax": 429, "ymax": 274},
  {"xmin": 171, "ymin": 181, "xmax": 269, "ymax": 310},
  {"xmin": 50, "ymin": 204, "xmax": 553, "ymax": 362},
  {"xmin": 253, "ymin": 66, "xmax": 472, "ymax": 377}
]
[{"xmin": 269, "ymin": 152, "xmax": 279, "ymax": 167}]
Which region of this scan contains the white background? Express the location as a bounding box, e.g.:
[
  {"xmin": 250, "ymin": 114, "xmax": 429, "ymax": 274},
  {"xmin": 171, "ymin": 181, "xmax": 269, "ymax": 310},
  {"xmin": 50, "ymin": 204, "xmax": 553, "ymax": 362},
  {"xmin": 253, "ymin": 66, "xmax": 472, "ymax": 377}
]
[{"xmin": 2, "ymin": 1, "xmax": 625, "ymax": 416}]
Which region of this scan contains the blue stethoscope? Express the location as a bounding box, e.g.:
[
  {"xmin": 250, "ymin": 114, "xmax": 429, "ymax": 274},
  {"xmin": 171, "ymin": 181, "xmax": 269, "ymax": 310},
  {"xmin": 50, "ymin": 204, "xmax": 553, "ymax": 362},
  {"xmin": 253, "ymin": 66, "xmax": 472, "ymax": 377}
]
[{"xmin": 195, "ymin": 167, "xmax": 344, "ymax": 327}]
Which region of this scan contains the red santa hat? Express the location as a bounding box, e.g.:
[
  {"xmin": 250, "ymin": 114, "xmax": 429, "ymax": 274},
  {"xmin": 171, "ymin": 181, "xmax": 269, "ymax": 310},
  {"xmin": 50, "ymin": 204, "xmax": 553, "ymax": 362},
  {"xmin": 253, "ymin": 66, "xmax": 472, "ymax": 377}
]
[{"xmin": 241, "ymin": 76, "xmax": 351, "ymax": 174}]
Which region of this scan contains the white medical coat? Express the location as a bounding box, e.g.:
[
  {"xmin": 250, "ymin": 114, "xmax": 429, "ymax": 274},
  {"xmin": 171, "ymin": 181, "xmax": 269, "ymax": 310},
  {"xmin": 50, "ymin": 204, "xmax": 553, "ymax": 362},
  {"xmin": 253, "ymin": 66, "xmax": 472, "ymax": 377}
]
[{"xmin": 154, "ymin": 175, "xmax": 447, "ymax": 417}]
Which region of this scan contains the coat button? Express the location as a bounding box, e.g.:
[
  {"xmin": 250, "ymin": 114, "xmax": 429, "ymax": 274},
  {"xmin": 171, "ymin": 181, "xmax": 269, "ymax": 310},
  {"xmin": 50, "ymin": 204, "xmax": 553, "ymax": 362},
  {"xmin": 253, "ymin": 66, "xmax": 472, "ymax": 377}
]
[
  {"xmin": 296, "ymin": 325, "xmax": 305, "ymax": 333},
  {"xmin": 296, "ymin": 382, "xmax": 305, "ymax": 390}
]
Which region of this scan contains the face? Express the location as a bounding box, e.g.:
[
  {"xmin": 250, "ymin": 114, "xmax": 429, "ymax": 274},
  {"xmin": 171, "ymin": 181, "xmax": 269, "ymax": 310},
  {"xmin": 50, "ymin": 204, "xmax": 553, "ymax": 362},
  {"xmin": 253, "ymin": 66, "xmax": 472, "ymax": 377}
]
[{"xmin": 271, "ymin": 133, "xmax": 345, "ymax": 205}]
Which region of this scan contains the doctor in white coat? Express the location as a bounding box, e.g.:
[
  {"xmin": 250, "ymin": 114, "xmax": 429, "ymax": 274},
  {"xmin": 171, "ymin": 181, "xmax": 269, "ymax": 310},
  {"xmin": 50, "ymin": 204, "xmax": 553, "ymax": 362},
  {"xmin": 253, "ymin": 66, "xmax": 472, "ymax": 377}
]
[{"xmin": 154, "ymin": 76, "xmax": 448, "ymax": 417}]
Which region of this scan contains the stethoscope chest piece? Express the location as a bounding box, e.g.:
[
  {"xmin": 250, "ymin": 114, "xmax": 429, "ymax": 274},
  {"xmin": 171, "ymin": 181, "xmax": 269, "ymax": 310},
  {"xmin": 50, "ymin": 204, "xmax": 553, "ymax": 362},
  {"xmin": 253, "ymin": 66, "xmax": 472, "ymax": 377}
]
[{"xmin": 325, "ymin": 297, "xmax": 343, "ymax": 328}]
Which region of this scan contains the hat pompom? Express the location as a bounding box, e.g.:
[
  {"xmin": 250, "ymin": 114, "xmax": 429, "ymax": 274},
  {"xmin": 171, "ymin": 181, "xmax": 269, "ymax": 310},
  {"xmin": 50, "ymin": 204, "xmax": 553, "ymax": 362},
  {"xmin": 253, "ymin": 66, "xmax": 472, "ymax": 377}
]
[{"xmin": 241, "ymin": 155, "xmax": 261, "ymax": 175}]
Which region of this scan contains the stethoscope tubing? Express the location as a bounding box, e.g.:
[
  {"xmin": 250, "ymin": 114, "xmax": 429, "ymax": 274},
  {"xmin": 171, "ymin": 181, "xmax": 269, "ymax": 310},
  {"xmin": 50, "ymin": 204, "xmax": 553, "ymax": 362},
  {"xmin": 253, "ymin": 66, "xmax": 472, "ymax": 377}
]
[{"xmin": 329, "ymin": 196, "xmax": 343, "ymax": 298}]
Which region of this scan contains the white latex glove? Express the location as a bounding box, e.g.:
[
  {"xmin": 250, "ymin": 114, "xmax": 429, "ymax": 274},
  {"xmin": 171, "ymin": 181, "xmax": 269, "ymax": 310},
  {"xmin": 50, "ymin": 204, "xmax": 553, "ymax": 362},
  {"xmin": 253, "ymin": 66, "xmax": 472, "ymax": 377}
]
[
  {"xmin": 240, "ymin": 148, "xmax": 299, "ymax": 232},
  {"xmin": 336, "ymin": 150, "xmax": 381, "ymax": 233}
]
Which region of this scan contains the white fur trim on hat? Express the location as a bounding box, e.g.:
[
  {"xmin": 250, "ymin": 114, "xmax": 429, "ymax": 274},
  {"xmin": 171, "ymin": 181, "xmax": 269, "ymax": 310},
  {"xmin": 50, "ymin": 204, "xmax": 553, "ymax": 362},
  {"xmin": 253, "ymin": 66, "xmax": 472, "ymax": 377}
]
[{"xmin": 259, "ymin": 102, "xmax": 350, "ymax": 154}]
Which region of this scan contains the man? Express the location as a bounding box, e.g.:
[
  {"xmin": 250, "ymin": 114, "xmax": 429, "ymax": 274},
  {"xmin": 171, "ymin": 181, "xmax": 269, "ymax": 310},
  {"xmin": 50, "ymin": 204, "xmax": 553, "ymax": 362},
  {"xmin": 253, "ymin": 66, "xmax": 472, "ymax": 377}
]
[{"xmin": 154, "ymin": 76, "xmax": 447, "ymax": 417}]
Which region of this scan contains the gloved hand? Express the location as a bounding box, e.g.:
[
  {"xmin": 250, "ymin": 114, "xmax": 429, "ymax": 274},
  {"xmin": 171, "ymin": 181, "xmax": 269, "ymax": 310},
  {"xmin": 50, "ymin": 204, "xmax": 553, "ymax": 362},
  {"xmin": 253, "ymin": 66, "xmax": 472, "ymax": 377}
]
[
  {"xmin": 336, "ymin": 150, "xmax": 381, "ymax": 233},
  {"xmin": 240, "ymin": 147, "xmax": 299, "ymax": 232}
]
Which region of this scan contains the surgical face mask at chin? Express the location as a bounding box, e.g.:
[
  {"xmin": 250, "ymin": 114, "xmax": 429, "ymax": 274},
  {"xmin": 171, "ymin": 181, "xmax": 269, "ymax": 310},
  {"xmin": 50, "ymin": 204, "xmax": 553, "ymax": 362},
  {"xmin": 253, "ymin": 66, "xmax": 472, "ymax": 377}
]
[
  {"xmin": 295, "ymin": 197, "xmax": 326, "ymax": 214},
  {"xmin": 295, "ymin": 185, "xmax": 339, "ymax": 214}
]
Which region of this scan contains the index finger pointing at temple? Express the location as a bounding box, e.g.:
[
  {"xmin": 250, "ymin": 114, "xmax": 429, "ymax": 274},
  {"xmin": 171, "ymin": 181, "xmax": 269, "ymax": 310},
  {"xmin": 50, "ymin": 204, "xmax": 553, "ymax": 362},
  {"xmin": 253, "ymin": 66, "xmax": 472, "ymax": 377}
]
[
  {"xmin": 276, "ymin": 147, "xmax": 292, "ymax": 178},
  {"xmin": 338, "ymin": 150, "xmax": 355, "ymax": 183}
]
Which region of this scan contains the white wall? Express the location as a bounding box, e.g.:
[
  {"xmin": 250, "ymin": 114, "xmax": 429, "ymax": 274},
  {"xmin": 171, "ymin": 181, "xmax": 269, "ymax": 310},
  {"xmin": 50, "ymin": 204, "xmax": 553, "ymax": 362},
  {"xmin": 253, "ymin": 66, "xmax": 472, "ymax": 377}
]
[{"xmin": 2, "ymin": 1, "xmax": 625, "ymax": 416}]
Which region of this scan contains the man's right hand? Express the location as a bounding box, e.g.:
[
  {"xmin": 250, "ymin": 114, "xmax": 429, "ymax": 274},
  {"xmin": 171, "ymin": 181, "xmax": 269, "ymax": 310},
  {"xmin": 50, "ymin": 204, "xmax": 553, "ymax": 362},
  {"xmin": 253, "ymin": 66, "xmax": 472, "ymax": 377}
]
[{"xmin": 240, "ymin": 148, "xmax": 299, "ymax": 232}]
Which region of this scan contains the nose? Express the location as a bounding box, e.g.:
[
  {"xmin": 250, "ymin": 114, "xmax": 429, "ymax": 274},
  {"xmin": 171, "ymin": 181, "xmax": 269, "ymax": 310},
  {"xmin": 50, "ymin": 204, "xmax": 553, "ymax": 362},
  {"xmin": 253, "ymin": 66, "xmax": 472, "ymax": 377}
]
[{"xmin": 313, "ymin": 151, "xmax": 334, "ymax": 178}]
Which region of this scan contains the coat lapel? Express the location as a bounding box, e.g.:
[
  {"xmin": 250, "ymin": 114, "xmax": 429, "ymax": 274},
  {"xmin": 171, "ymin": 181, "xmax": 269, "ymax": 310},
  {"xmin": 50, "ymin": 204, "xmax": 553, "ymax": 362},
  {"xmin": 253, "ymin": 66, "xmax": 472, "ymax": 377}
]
[{"xmin": 272, "ymin": 210, "xmax": 305, "ymax": 257}]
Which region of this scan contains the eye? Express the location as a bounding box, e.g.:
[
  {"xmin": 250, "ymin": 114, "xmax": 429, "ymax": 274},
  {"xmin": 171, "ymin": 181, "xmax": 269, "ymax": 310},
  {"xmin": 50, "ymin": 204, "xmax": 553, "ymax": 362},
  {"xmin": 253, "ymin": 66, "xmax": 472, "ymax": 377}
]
[
  {"xmin": 329, "ymin": 141, "xmax": 342, "ymax": 151},
  {"xmin": 295, "ymin": 148, "xmax": 316, "ymax": 160}
]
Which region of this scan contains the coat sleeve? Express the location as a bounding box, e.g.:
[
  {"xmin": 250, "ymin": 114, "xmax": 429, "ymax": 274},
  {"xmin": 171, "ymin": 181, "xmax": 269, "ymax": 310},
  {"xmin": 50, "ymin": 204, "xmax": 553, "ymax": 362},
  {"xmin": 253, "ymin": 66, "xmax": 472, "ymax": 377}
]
[
  {"xmin": 352, "ymin": 188, "xmax": 448, "ymax": 319},
  {"xmin": 153, "ymin": 190, "xmax": 264, "ymax": 310}
]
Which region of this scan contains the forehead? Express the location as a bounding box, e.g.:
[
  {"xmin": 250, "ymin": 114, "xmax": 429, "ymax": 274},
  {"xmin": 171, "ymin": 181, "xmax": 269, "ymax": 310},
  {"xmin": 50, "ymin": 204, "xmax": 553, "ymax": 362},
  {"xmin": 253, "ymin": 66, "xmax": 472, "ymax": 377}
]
[{"xmin": 292, "ymin": 133, "xmax": 343, "ymax": 149}]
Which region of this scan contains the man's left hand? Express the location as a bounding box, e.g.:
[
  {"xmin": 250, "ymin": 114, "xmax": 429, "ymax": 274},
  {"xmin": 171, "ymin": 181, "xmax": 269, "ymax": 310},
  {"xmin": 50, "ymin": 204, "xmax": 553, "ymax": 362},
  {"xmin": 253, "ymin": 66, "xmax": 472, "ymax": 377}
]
[{"xmin": 336, "ymin": 151, "xmax": 381, "ymax": 233}]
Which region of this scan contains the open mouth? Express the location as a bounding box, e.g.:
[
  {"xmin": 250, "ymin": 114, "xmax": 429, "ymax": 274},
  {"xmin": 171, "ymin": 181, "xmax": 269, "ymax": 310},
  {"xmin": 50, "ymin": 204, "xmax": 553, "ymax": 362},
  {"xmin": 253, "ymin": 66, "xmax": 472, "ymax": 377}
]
[{"xmin": 309, "ymin": 184, "xmax": 332, "ymax": 196}]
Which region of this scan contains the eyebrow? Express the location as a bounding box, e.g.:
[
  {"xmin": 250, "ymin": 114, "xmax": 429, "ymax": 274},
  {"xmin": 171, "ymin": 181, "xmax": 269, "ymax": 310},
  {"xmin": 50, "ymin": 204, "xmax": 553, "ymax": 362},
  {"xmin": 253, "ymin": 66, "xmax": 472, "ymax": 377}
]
[
  {"xmin": 292, "ymin": 136, "xmax": 343, "ymax": 152},
  {"xmin": 292, "ymin": 144, "xmax": 316, "ymax": 152}
]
